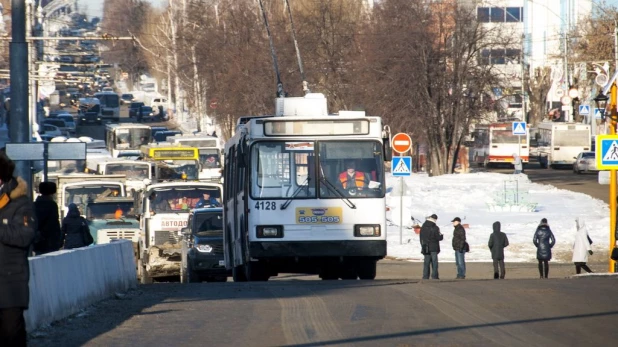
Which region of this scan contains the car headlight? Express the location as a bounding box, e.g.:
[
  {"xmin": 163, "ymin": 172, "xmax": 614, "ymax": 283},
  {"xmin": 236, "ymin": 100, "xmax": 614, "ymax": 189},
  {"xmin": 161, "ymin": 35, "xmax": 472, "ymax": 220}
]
[
  {"xmin": 354, "ymin": 225, "xmax": 381, "ymax": 237},
  {"xmin": 256, "ymin": 225, "xmax": 283, "ymax": 238},
  {"xmin": 195, "ymin": 244, "xmax": 213, "ymax": 253},
  {"xmin": 149, "ymin": 113, "xmax": 153, "ymax": 116}
]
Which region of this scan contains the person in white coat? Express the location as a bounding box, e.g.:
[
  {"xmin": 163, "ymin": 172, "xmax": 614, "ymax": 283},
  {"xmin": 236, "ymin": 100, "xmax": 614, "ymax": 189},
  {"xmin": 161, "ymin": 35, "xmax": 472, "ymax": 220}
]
[
  {"xmin": 512, "ymin": 153, "xmax": 523, "ymax": 174},
  {"xmin": 572, "ymin": 218, "xmax": 594, "ymax": 274}
]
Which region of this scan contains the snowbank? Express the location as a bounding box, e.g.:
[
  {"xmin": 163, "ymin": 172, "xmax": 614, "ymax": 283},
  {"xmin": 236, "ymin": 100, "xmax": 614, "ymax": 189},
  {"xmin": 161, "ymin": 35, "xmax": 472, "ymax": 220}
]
[{"xmin": 386, "ymin": 172, "xmax": 610, "ymax": 263}]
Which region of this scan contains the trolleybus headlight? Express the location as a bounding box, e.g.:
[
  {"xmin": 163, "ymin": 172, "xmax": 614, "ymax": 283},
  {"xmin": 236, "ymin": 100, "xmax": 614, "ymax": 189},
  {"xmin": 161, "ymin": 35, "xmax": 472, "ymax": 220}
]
[
  {"xmin": 257, "ymin": 225, "xmax": 283, "ymax": 238},
  {"xmin": 195, "ymin": 244, "xmax": 213, "ymax": 253},
  {"xmin": 354, "ymin": 225, "xmax": 381, "ymax": 237}
]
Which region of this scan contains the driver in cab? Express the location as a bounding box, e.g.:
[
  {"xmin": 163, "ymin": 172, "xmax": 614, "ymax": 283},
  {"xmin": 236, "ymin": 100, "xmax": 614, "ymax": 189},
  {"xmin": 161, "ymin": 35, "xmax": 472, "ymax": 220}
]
[{"xmin": 339, "ymin": 160, "xmax": 370, "ymax": 192}]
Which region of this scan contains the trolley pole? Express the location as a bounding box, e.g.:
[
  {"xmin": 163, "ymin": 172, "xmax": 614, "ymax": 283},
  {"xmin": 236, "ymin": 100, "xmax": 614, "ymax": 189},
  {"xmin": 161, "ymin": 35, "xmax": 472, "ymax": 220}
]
[
  {"xmin": 399, "ymin": 175, "xmax": 403, "ymax": 245},
  {"xmin": 9, "ymin": 0, "xmax": 32, "ymax": 198}
]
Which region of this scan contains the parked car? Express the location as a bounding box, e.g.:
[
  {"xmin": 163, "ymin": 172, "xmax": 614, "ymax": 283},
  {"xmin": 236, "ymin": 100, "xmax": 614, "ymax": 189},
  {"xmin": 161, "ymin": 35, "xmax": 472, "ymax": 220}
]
[
  {"xmin": 573, "ymin": 152, "xmax": 597, "ymax": 174},
  {"xmin": 42, "ymin": 119, "xmax": 70, "ymax": 136},
  {"xmin": 129, "ymin": 102, "xmax": 145, "ymax": 118},
  {"xmin": 40, "ymin": 124, "xmax": 63, "ymax": 137},
  {"xmin": 137, "ymin": 106, "xmax": 155, "ymax": 122},
  {"xmin": 120, "ymin": 93, "xmax": 134, "ymax": 105},
  {"xmin": 150, "ymin": 126, "xmax": 168, "ymax": 139},
  {"xmin": 56, "ymin": 114, "xmax": 77, "ymax": 134},
  {"xmin": 181, "ymin": 208, "xmax": 229, "ymax": 283},
  {"xmin": 151, "ymin": 97, "xmax": 168, "ymax": 109},
  {"xmin": 153, "ymin": 130, "xmax": 182, "ymax": 143}
]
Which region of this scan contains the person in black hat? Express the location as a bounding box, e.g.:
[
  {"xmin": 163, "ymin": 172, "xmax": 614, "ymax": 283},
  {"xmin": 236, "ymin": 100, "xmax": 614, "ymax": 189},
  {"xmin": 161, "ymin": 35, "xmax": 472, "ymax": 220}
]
[
  {"xmin": 419, "ymin": 214, "xmax": 443, "ymax": 279},
  {"xmin": 0, "ymin": 151, "xmax": 35, "ymax": 345},
  {"xmin": 451, "ymin": 217, "xmax": 467, "ymax": 279},
  {"xmin": 33, "ymin": 182, "xmax": 64, "ymax": 254}
]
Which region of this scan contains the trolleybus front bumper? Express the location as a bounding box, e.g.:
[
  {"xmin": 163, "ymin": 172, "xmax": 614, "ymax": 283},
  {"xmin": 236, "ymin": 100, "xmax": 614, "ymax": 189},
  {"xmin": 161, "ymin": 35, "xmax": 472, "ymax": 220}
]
[{"xmin": 249, "ymin": 240, "xmax": 386, "ymax": 258}]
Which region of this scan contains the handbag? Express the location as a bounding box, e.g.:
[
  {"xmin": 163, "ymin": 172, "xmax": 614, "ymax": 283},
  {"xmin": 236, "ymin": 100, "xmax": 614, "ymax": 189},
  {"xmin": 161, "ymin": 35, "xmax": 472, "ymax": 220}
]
[
  {"xmin": 81, "ymin": 222, "xmax": 94, "ymax": 246},
  {"xmin": 463, "ymin": 242, "xmax": 470, "ymax": 253},
  {"xmin": 611, "ymin": 247, "xmax": 618, "ymax": 261}
]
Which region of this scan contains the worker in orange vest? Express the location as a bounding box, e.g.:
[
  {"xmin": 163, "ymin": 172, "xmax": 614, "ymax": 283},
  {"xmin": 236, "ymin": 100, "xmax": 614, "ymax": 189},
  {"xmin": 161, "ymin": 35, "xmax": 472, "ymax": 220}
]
[{"xmin": 339, "ymin": 160, "xmax": 370, "ymax": 191}]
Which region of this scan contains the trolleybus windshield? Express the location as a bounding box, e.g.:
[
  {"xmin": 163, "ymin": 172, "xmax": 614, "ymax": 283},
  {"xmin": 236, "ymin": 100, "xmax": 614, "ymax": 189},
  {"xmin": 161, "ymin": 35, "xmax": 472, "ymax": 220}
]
[
  {"xmin": 250, "ymin": 140, "xmax": 384, "ymax": 199},
  {"xmin": 105, "ymin": 163, "xmax": 150, "ymax": 179},
  {"xmin": 149, "ymin": 186, "xmax": 221, "ymax": 213}
]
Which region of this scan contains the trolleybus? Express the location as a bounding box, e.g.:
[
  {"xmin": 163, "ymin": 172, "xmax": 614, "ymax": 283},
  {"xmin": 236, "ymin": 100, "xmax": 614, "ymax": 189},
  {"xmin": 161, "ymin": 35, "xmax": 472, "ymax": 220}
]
[
  {"xmin": 93, "ymin": 91, "xmax": 121, "ymax": 122},
  {"xmin": 224, "ymin": 93, "xmax": 392, "ymax": 282},
  {"xmin": 535, "ymin": 122, "xmax": 592, "ymax": 168},
  {"xmin": 481, "ymin": 122, "xmax": 530, "ymax": 167}
]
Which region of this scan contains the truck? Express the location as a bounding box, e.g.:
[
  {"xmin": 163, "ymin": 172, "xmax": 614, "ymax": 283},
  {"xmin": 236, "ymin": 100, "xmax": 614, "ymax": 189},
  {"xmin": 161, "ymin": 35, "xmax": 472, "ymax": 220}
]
[
  {"xmin": 57, "ymin": 174, "xmax": 127, "ymax": 218},
  {"xmin": 135, "ymin": 181, "xmax": 223, "ymax": 283},
  {"xmin": 84, "ymin": 197, "xmax": 140, "ymax": 246}
]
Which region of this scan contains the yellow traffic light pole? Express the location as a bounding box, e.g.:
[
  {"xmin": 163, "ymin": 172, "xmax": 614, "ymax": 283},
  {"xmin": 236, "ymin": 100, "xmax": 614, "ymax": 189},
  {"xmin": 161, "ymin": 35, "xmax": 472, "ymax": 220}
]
[{"xmin": 610, "ymin": 83, "xmax": 617, "ymax": 273}]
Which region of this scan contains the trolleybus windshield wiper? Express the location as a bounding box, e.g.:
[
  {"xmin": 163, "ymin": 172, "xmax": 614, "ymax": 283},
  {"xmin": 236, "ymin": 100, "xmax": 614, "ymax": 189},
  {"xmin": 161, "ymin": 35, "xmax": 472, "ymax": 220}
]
[
  {"xmin": 280, "ymin": 177, "xmax": 310, "ymax": 210},
  {"xmin": 319, "ymin": 176, "xmax": 356, "ymax": 209}
]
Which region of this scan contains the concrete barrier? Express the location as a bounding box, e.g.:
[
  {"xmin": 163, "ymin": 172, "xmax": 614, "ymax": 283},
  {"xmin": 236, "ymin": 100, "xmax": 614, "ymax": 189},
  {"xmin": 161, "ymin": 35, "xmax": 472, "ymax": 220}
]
[{"xmin": 25, "ymin": 240, "xmax": 137, "ymax": 332}]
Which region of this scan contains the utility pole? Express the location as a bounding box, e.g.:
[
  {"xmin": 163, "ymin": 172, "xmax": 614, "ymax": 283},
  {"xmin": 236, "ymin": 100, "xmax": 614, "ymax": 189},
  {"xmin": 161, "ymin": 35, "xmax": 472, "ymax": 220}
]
[
  {"xmin": 614, "ymin": 20, "xmax": 618, "ymax": 74},
  {"xmin": 521, "ymin": 33, "xmax": 527, "ymax": 123},
  {"xmin": 10, "ymin": 0, "xmax": 32, "ymax": 196}
]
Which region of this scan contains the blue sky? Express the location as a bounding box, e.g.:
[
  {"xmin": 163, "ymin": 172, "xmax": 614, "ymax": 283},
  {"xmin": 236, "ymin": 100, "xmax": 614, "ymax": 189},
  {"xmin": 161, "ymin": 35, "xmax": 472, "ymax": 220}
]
[{"xmin": 86, "ymin": 0, "xmax": 166, "ymax": 19}]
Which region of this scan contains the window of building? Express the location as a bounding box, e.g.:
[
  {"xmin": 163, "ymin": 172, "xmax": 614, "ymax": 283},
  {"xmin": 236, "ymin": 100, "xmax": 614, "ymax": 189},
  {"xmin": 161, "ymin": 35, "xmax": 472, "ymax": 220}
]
[
  {"xmin": 506, "ymin": 7, "xmax": 522, "ymax": 22},
  {"xmin": 477, "ymin": 7, "xmax": 490, "ymax": 22},
  {"xmin": 490, "ymin": 49, "xmax": 505, "ymax": 64},
  {"xmin": 480, "ymin": 49, "xmax": 490, "ymax": 65},
  {"xmin": 490, "ymin": 7, "xmax": 505, "ymax": 22},
  {"xmin": 505, "ymin": 49, "xmax": 521, "ymax": 63}
]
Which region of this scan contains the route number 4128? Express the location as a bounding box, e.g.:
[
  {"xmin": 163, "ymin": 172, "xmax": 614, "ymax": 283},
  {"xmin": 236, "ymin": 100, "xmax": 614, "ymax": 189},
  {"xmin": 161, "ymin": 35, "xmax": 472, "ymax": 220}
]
[{"xmin": 255, "ymin": 201, "xmax": 277, "ymax": 210}]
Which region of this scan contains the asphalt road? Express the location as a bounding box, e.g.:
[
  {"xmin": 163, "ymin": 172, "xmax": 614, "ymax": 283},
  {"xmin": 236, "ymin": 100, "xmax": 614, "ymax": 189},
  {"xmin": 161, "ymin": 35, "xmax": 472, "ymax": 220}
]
[
  {"xmin": 29, "ymin": 261, "xmax": 618, "ymax": 346},
  {"xmin": 481, "ymin": 162, "xmax": 608, "ymax": 204}
]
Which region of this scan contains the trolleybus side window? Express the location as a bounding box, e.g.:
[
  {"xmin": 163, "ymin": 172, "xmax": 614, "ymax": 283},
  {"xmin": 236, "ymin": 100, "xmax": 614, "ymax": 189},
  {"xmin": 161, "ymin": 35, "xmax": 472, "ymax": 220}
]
[{"xmin": 226, "ymin": 146, "xmax": 236, "ymax": 199}]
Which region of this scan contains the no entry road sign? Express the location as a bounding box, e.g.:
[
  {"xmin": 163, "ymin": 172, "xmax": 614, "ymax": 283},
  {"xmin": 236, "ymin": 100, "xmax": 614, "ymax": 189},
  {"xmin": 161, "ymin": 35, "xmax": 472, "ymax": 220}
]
[{"xmin": 392, "ymin": 133, "xmax": 412, "ymax": 154}]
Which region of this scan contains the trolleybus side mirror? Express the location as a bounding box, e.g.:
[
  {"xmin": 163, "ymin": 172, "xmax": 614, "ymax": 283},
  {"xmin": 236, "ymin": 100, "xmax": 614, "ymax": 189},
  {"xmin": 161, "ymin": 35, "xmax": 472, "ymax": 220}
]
[
  {"xmin": 383, "ymin": 139, "xmax": 393, "ymax": 161},
  {"xmin": 181, "ymin": 227, "xmax": 191, "ymax": 236}
]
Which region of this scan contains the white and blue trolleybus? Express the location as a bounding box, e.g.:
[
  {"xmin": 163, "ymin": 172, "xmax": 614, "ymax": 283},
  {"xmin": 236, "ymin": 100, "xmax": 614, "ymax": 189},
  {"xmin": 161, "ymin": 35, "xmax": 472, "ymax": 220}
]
[{"xmin": 224, "ymin": 93, "xmax": 392, "ymax": 281}]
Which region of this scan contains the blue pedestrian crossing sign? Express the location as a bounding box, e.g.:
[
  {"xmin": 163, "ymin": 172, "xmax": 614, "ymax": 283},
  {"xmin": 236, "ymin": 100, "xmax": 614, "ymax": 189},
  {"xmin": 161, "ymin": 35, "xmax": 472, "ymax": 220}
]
[
  {"xmin": 512, "ymin": 121, "xmax": 527, "ymax": 136},
  {"xmin": 597, "ymin": 135, "xmax": 618, "ymax": 169},
  {"xmin": 578, "ymin": 105, "xmax": 590, "ymax": 115},
  {"xmin": 594, "ymin": 108, "xmax": 605, "ymax": 119},
  {"xmin": 392, "ymin": 156, "xmax": 412, "ymax": 177}
]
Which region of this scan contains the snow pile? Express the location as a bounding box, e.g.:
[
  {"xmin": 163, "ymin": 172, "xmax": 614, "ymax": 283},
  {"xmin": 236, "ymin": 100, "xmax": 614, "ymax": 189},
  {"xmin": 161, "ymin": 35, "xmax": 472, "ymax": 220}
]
[{"xmin": 386, "ymin": 172, "xmax": 609, "ymax": 263}]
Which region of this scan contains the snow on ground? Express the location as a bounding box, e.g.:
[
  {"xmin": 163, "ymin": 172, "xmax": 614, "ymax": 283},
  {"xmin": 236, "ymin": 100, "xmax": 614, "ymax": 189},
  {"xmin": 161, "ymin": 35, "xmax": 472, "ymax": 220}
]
[{"xmin": 386, "ymin": 172, "xmax": 609, "ymax": 263}]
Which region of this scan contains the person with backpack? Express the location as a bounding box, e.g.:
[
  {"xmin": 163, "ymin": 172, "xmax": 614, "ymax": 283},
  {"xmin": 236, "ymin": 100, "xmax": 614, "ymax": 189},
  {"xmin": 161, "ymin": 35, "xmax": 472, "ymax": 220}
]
[
  {"xmin": 33, "ymin": 182, "xmax": 63, "ymax": 254},
  {"xmin": 488, "ymin": 221, "xmax": 509, "ymax": 279},
  {"xmin": 62, "ymin": 203, "xmax": 93, "ymax": 249},
  {"xmin": 419, "ymin": 214, "xmax": 443, "ymax": 280},
  {"xmin": 533, "ymin": 218, "xmax": 556, "ymax": 279}
]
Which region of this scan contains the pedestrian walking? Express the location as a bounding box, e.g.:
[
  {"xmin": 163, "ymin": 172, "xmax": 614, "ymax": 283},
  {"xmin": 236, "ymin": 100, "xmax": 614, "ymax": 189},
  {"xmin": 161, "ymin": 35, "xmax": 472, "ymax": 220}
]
[
  {"xmin": 419, "ymin": 214, "xmax": 443, "ymax": 280},
  {"xmin": 572, "ymin": 217, "xmax": 594, "ymax": 274},
  {"xmin": 451, "ymin": 217, "xmax": 467, "ymax": 279},
  {"xmin": 512, "ymin": 153, "xmax": 523, "ymax": 174},
  {"xmin": 62, "ymin": 203, "xmax": 93, "ymax": 249},
  {"xmin": 33, "ymin": 182, "xmax": 63, "ymax": 255},
  {"xmin": 488, "ymin": 221, "xmax": 509, "ymax": 279},
  {"xmin": 533, "ymin": 218, "xmax": 556, "ymax": 279},
  {"xmin": 0, "ymin": 152, "xmax": 36, "ymax": 346}
]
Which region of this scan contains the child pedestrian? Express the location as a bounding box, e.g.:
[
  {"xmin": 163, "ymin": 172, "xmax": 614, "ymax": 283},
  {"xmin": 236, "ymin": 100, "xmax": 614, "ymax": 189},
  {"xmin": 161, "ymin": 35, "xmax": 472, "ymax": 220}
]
[{"xmin": 488, "ymin": 221, "xmax": 509, "ymax": 279}]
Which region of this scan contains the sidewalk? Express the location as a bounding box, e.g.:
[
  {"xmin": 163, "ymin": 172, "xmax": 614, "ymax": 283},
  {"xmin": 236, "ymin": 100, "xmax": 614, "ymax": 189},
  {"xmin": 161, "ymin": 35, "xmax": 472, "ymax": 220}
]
[{"xmin": 377, "ymin": 260, "xmax": 613, "ymax": 280}]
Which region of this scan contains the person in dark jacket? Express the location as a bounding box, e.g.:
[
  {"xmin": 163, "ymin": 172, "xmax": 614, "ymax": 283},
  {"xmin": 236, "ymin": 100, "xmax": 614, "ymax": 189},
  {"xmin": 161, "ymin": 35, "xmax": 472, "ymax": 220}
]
[
  {"xmin": 451, "ymin": 217, "xmax": 466, "ymax": 279},
  {"xmin": 533, "ymin": 218, "xmax": 556, "ymax": 278},
  {"xmin": 488, "ymin": 221, "xmax": 509, "ymax": 279},
  {"xmin": 33, "ymin": 182, "xmax": 63, "ymax": 255},
  {"xmin": 419, "ymin": 214, "xmax": 443, "ymax": 279},
  {"xmin": 62, "ymin": 203, "xmax": 91, "ymax": 249},
  {"xmin": 0, "ymin": 152, "xmax": 36, "ymax": 346}
]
